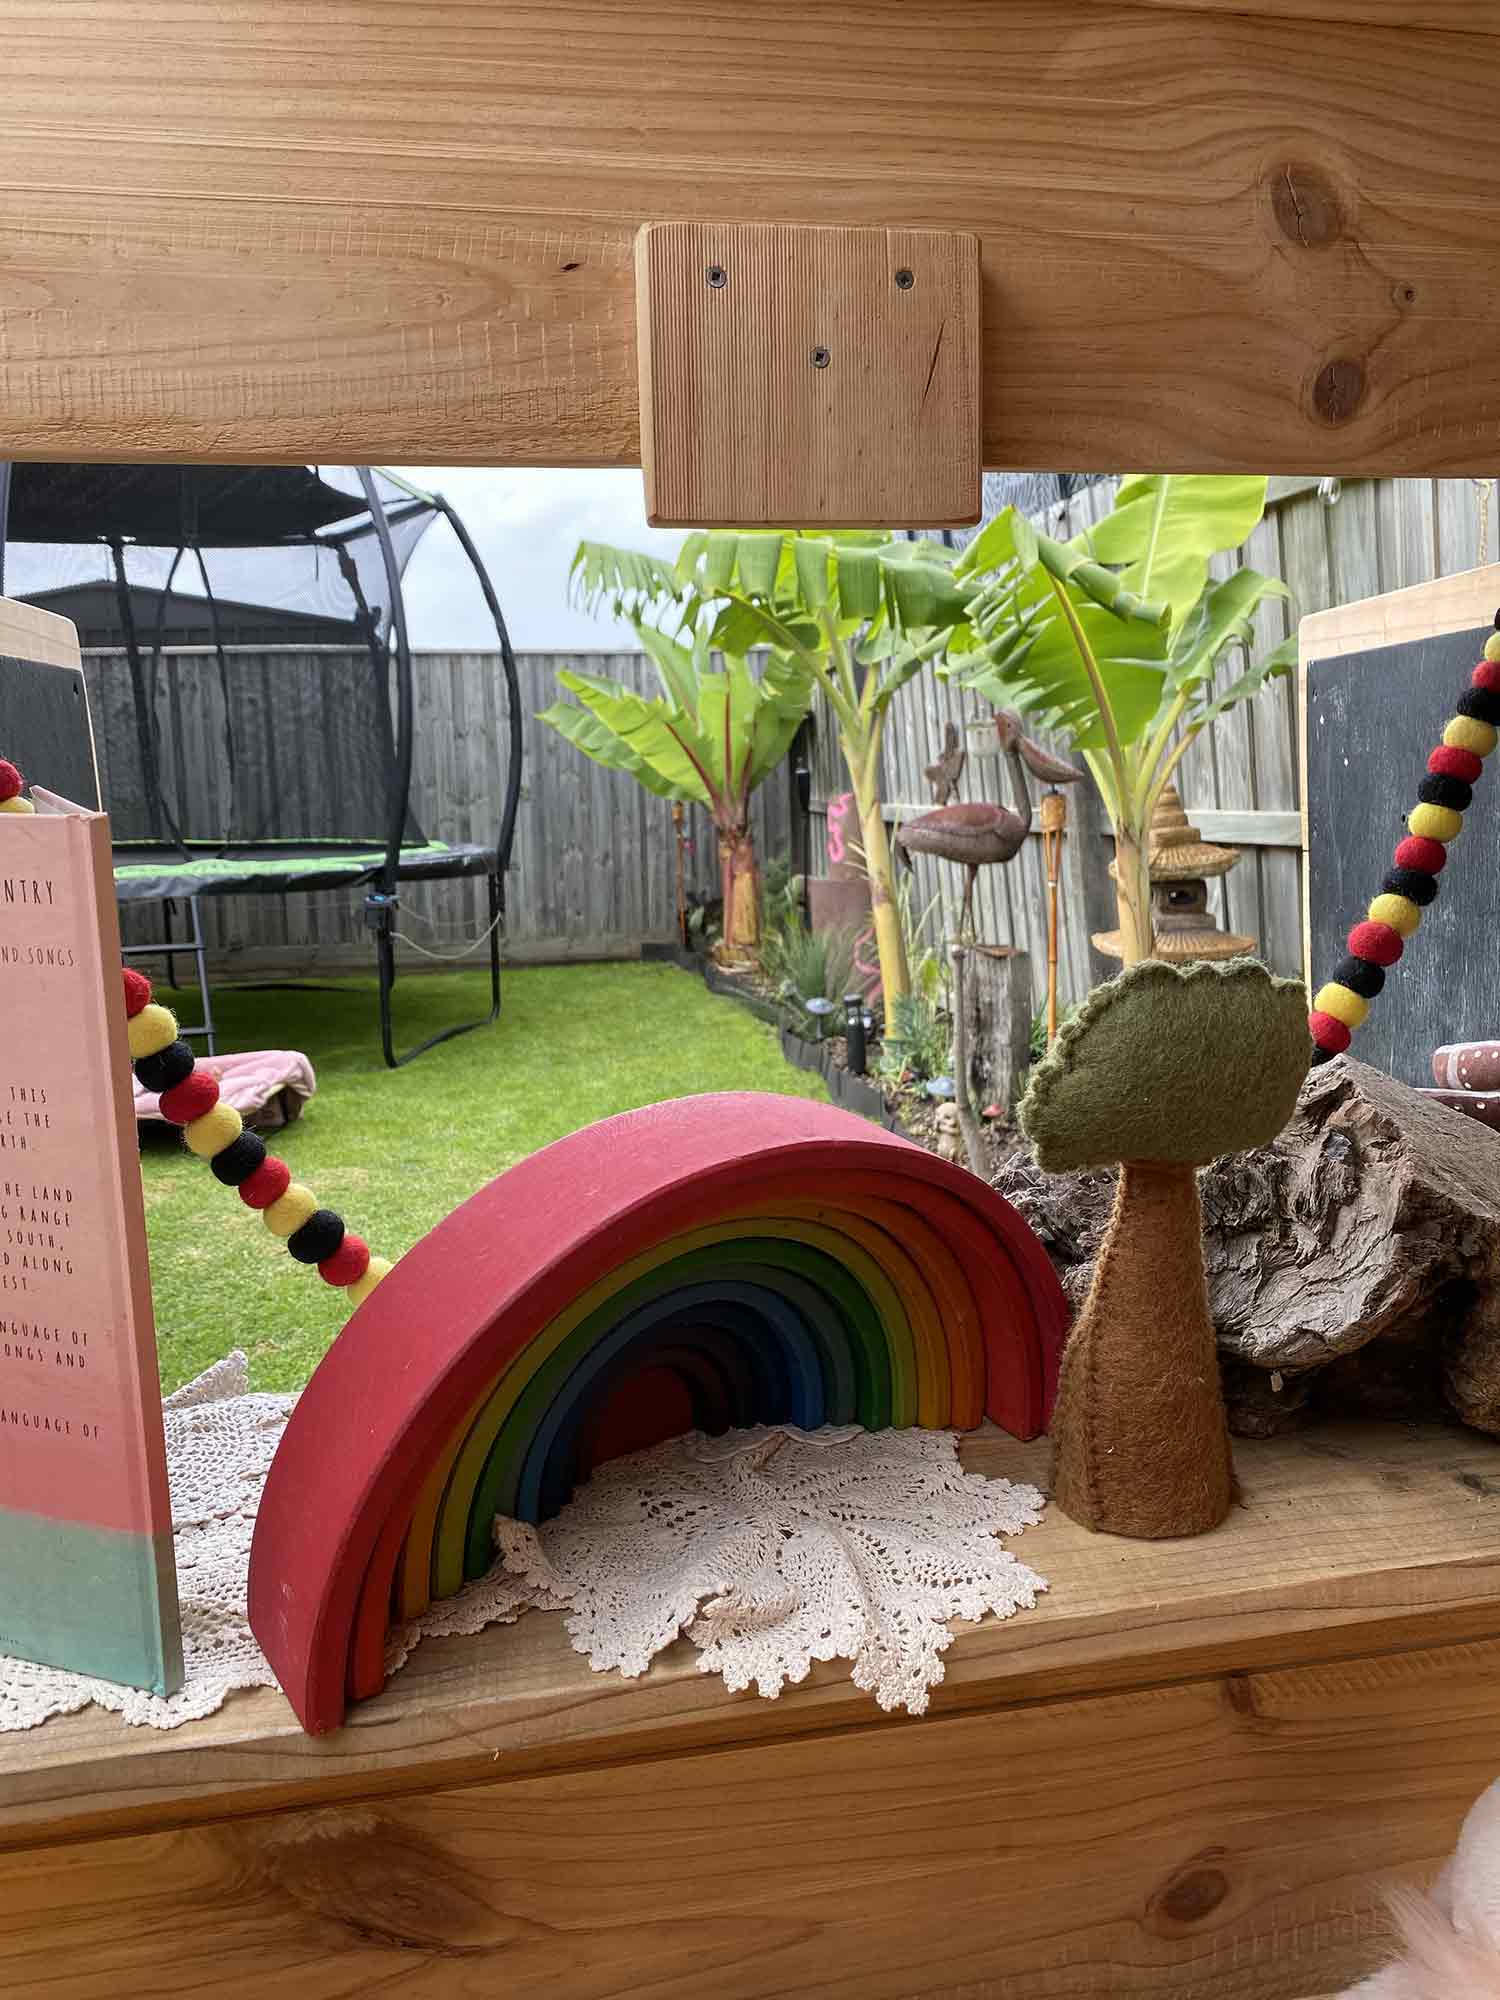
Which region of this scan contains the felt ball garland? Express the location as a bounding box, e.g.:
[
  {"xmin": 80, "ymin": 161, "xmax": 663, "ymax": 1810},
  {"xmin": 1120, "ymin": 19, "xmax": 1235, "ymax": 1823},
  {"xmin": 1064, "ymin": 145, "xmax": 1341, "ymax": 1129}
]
[
  {"xmin": 1309, "ymin": 624, "xmax": 1500, "ymax": 1064},
  {"xmin": 0, "ymin": 753, "xmax": 391, "ymax": 1310}
]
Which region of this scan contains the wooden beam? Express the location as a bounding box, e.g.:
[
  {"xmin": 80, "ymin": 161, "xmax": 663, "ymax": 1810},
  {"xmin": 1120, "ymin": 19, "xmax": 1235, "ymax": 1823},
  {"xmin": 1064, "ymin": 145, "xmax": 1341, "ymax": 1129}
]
[
  {"xmin": 6, "ymin": 3, "xmax": 1500, "ymax": 473},
  {"xmin": 836, "ymin": 800, "xmax": 1303, "ymax": 848}
]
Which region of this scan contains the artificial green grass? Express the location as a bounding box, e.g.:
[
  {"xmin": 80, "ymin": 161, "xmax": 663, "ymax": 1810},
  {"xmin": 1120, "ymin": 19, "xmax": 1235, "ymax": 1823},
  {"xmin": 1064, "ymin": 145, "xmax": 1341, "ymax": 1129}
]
[{"xmin": 141, "ymin": 963, "xmax": 827, "ymax": 1395}]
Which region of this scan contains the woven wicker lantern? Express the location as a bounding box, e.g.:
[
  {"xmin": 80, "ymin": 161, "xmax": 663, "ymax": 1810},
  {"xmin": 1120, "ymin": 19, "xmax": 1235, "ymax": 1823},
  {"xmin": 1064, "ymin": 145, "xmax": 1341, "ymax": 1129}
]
[{"xmin": 1092, "ymin": 785, "xmax": 1255, "ymax": 962}]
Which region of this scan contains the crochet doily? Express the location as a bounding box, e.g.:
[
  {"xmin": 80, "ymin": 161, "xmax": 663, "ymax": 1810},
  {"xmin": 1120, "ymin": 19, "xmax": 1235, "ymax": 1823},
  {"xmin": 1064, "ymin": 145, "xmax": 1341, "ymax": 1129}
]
[{"xmin": 0, "ymin": 1355, "xmax": 1047, "ymax": 1733}]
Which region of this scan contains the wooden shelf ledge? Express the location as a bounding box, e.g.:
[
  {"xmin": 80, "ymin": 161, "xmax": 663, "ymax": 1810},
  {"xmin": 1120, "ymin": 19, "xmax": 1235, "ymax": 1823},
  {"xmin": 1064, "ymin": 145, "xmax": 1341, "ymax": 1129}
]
[
  {"xmin": 5, "ymin": 1419, "xmax": 1500, "ymax": 1997},
  {"xmin": 5, "ymin": 1420, "xmax": 1500, "ymax": 1852}
]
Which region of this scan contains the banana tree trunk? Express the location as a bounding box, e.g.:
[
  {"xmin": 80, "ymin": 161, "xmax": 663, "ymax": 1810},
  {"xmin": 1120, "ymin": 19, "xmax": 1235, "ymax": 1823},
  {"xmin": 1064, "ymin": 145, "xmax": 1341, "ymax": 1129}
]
[
  {"xmin": 719, "ymin": 827, "xmax": 760, "ymax": 955},
  {"xmin": 847, "ymin": 739, "xmax": 909, "ymax": 1007},
  {"xmin": 1112, "ymin": 820, "xmax": 1155, "ymax": 966}
]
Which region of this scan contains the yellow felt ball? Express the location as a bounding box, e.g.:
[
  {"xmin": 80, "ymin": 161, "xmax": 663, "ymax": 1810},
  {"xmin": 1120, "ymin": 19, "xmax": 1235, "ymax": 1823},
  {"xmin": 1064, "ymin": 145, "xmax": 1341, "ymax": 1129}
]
[
  {"xmin": 0, "ymin": 795, "xmax": 35, "ymax": 814},
  {"xmin": 127, "ymin": 1003, "xmax": 179, "ymax": 1060},
  {"xmin": 347, "ymin": 1256, "xmax": 394, "ymax": 1308},
  {"xmin": 1484, "ymin": 633, "xmax": 1500, "ymax": 663},
  {"xmin": 184, "ymin": 1102, "xmax": 243, "ymax": 1158},
  {"xmin": 1445, "ymin": 714, "xmax": 1498, "ymax": 757},
  {"xmin": 264, "ymin": 1183, "xmax": 318, "ymax": 1239},
  {"xmin": 1368, "ymin": 892, "xmax": 1422, "ymax": 938},
  {"xmin": 1408, "ymin": 801, "xmax": 1463, "ymax": 843},
  {"xmin": 1313, "ymin": 982, "xmax": 1368, "ymax": 1030}
]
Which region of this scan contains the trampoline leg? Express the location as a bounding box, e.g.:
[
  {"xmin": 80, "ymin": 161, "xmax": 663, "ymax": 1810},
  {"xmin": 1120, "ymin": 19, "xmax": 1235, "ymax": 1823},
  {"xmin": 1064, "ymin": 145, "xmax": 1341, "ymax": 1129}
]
[{"xmin": 370, "ymin": 873, "xmax": 505, "ymax": 1069}]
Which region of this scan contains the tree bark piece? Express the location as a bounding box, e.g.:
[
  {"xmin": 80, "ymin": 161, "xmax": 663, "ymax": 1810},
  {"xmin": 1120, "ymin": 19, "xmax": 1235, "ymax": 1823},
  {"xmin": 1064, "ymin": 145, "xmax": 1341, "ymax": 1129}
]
[
  {"xmin": 996, "ymin": 1057, "xmax": 1500, "ymax": 1440},
  {"xmin": 949, "ymin": 946, "xmax": 989, "ymax": 1177},
  {"xmin": 1051, "ymin": 1161, "xmax": 1234, "ymax": 1538},
  {"xmin": 962, "ymin": 944, "xmax": 1032, "ymax": 1116}
]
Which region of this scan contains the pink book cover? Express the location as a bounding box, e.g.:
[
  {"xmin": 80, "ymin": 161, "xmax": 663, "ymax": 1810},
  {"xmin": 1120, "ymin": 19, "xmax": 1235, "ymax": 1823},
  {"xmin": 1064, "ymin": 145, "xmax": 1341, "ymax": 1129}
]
[{"xmin": 0, "ymin": 791, "xmax": 182, "ymax": 1694}]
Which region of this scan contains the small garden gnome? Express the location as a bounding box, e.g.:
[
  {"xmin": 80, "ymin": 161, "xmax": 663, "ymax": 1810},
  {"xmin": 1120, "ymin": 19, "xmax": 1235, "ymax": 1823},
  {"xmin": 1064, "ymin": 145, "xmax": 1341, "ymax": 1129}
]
[{"xmin": 1019, "ymin": 958, "xmax": 1310, "ymax": 1539}]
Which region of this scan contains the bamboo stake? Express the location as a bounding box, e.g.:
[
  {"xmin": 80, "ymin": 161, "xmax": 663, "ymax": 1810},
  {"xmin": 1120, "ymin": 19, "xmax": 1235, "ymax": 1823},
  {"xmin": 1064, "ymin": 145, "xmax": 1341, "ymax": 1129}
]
[{"xmin": 1040, "ymin": 789, "xmax": 1067, "ymax": 1044}]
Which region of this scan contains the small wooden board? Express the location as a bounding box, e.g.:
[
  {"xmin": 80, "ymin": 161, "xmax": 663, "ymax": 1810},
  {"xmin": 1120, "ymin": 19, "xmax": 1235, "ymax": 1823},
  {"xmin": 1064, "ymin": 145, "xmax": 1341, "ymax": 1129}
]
[{"xmin": 635, "ymin": 222, "xmax": 980, "ymax": 528}]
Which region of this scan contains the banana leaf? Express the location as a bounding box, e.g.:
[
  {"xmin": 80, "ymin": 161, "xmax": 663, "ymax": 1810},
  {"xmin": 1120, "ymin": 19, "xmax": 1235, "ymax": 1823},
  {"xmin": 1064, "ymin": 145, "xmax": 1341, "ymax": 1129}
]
[{"xmin": 1078, "ymin": 474, "xmax": 1269, "ymax": 631}]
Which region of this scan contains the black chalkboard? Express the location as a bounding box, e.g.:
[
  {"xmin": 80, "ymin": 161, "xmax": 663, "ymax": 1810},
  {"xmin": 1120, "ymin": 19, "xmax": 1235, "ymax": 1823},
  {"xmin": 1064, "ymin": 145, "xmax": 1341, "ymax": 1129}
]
[
  {"xmin": 1306, "ymin": 620, "xmax": 1496, "ymax": 1088},
  {"xmin": 0, "ymin": 650, "xmax": 99, "ymax": 812}
]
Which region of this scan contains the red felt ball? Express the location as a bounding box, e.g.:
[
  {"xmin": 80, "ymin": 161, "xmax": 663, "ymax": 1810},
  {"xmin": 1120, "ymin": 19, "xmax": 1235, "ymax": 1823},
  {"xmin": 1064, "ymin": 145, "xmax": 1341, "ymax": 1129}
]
[
  {"xmin": 238, "ymin": 1155, "xmax": 292, "ymax": 1210},
  {"xmin": 1428, "ymin": 744, "xmax": 1484, "ymax": 785},
  {"xmin": 0, "ymin": 761, "xmax": 21, "ymax": 803},
  {"xmin": 1392, "ymin": 834, "xmax": 1449, "ymax": 876},
  {"xmin": 1474, "ymin": 659, "xmax": 1500, "ymax": 695},
  {"xmin": 1308, "ymin": 1010, "xmax": 1352, "ymax": 1056},
  {"xmin": 158, "ymin": 1071, "xmax": 219, "ymax": 1125},
  {"xmin": 318, "ymin": 1233, "xmax": 371, "ymax": 1287},
  {"xmin": 1347, "ymin": 919, "xmax": 1404, "ymax": 967},
  {"xmin": 121, "ymin": 967, "xmax": 153, "ymax": 1017}
]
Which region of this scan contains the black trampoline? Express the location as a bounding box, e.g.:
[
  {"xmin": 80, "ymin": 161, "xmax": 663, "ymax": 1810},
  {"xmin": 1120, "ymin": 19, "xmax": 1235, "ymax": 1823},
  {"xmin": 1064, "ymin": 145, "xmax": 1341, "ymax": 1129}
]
[{"xmin": 0, "ymin": 464, "xmax": 524, "ymax": 1067}]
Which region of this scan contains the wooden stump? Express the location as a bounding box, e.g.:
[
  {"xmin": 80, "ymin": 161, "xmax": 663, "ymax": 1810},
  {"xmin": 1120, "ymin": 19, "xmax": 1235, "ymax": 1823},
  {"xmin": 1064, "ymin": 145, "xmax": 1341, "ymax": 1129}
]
[{"xmin": 961, "ymin": 944, "xmax": 1031, "ymax": 1116}]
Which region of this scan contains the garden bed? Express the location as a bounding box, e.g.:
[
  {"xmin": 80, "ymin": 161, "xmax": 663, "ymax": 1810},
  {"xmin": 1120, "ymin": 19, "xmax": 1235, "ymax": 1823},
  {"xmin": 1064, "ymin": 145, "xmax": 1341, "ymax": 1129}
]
[{"xmin": 698, "ymin": 950, "xmax": 1031, "ymax": 1172}]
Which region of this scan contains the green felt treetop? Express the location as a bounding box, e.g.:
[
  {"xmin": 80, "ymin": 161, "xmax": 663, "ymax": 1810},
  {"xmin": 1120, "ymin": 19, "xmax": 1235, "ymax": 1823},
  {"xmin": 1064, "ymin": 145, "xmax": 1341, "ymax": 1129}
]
[{"xmin": 1020, "ymin": 957, "xmax": 1312, "ymax": 1174}]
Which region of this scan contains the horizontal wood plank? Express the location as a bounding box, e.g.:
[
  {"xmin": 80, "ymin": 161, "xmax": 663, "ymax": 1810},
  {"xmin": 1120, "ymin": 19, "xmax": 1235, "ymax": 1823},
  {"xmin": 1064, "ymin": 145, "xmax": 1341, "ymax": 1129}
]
[
  {"xmin": 6, "ymin": 5, "xmax": 1500, "ymax": 471},
  {"xmin": 853, "ymin": 801, "xmax": 1303, "ymax": 848},
  {"xmin": 0, "ymin": 595, "xmax": 80, "ymax": 670},
  {"xmin": 4, "ymin": 1626, "xmax": 1497, "ymax": 1997},
  {"xmin": 5, "ymin": 1422, "xmax": 1500, "ymax": 1856}
]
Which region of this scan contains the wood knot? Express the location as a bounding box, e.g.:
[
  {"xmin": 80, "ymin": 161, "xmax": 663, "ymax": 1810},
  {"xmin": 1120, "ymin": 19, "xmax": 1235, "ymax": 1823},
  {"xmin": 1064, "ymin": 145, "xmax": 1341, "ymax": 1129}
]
[
  {"xmin": 1313, "ymin": 357, "xmax": 1366, "ymax": 427},
  {"xmin": 1271, "ymin": 163, "xmax": 1343, "ymax": 248},
  {"xmin": 1147, "ymin": 1853, "xmax": 1232, "ymax": 1932}
]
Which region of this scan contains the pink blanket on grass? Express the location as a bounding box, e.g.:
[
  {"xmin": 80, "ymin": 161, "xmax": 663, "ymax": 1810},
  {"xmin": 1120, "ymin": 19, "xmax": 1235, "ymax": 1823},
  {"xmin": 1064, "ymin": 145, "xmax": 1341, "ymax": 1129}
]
[{"xmin": 133, "ymin": 1049, "xmax": 316, "ymax": 1130}]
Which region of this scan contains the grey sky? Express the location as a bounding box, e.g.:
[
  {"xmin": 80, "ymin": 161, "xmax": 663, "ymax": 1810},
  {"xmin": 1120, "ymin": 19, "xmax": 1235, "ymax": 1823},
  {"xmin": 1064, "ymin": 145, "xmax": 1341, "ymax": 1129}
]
[{"xmin": 394, "ymin": 467, "xmax": 684, "ymax": 651}]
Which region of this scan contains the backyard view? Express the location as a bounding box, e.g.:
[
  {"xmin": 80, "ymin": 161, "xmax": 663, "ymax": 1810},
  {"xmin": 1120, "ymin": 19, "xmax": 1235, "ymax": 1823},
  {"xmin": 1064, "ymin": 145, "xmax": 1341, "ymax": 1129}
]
[{"xmin": 140, "ymin": 962, "xmax": 826, "ymax": 1391}]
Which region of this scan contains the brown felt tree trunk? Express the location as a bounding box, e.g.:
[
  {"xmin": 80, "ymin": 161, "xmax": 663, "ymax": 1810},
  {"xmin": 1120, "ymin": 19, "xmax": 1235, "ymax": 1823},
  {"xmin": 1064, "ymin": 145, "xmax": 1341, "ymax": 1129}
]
[{"xmin": 1050, "ymin": 1159, "xmax": 1234, "ymax": 1538}]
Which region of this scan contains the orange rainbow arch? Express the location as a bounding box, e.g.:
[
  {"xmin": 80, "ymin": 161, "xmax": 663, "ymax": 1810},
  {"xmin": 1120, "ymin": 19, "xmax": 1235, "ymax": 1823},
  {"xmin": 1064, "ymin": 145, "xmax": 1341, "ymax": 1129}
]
[{"xmin": 248, "ymin": 1093, "xmax": 1067, "ymax": 1733}]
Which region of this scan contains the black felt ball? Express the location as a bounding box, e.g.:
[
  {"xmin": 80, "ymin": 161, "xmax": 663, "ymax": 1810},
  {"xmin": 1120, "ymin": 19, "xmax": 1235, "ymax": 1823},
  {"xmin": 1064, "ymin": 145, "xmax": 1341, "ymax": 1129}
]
[
  {"xmin": 287, "ymin": 1209, "xmax": 346, "ymax": 1265},
  {"xmin": 1458, "ymin": 686, "xmax": 1500, "ymax": 726},
  {"xmin": 210, "ymin": 1131, "xmax": 267, "ymax": 1187},
  {"xmin": 134, "ymin": 1039, "xmax": 196, "ymax": 1094},
  {"xmin": 1382, "ymin": 866, "xmax": 1439, "ymax": 906},
  {"xmin": 1417, "ymin": 772, "xmax": 1473, "ymax": 812},
  {"xmin": 1334, "ymin": 955, "xmax": 1385, "ymax": 998}
]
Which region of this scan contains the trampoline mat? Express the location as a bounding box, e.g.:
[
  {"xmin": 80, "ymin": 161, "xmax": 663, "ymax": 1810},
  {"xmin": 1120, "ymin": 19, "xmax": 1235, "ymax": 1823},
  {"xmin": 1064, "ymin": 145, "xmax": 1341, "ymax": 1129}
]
[{"xmin": 113, "ymin": 839, "xmax": 493, "ymax": 903}]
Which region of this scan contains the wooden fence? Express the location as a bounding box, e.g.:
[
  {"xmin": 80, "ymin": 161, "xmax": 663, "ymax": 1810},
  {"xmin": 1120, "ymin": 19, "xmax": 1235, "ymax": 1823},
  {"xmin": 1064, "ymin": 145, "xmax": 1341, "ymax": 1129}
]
[
  {"xmin": 100, "ymin": 648, "xmax": 798, "ymax": 974},
  {"xmin": 808, "ymin": 474, "xmax": 1500, "ymax": 1016}
]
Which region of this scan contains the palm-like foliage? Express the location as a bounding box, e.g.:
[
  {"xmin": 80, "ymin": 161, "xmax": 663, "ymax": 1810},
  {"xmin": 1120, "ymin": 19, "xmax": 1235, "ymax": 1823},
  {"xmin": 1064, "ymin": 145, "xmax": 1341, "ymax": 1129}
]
[
  {"xmin": 537, "ymin": 618, "xmax": 812, "ymax": 952},
  {"xmin": 942, "ymin": 475, "xmax": 1296, "ymax": 963},
  {"xmin": 572, "ymin": 530, "xmax": 977, "ymax": 1002}
]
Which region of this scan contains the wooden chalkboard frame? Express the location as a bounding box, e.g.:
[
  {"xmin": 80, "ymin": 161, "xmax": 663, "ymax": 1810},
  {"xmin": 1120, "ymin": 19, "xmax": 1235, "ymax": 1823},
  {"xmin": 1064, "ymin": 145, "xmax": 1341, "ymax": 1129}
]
[
  {"xmin": 0, "ymin": 598, "xmax": 102, "ymax": 808},
  {"xmin": 1299, "ymin": 563, "xmax": 1500, "ymax": 989}
]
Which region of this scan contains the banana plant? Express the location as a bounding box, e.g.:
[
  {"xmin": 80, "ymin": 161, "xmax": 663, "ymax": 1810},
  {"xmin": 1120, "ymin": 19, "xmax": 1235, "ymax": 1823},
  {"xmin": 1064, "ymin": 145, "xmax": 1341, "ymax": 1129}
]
[
  {"xmin": 537, "ymin": 617, "xmax": 813, "ymax": 954},
  {"xmin": 943, "ymin": 475, "xmax": 1297, "ymax": 965},
  {"xmin": 572, "ymin": 531, "xmax": 976, "ymax": 1004}
]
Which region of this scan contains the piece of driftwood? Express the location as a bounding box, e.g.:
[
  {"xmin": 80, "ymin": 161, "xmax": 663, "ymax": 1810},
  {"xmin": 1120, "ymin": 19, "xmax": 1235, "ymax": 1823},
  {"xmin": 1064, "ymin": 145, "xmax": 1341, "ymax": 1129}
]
[
  {"xmin": 960, "ymin": 944, "xmax": 1032, "ymax": 1118},
  {"xmin": 995, "ymin": 1056, "xmax": 1500, "ymax": 1439}
]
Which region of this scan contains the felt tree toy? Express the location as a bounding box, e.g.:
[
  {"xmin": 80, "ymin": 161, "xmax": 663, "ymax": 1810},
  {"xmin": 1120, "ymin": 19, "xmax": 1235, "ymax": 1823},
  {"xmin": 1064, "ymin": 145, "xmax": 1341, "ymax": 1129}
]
[{"xmin": 1020, "ymin": 958, "xmax": 1310, "ymax": 1539}]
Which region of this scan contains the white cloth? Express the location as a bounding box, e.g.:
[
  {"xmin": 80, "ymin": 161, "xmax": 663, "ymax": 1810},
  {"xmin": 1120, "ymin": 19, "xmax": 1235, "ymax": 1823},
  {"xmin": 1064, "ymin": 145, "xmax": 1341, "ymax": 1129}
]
[{"xmin": 0, "ymin": 1355, "xmax": 1047, "ymax": 1732}]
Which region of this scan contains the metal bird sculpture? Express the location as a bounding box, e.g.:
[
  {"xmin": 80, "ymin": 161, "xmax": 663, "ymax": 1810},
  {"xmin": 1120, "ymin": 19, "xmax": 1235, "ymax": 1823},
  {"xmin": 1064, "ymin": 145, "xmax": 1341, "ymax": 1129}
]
[
  {"xmin": 895, "ymin": 710, "xmax": 1083, "ymax": 937},
  {"xmin": 924, "ymin": 722, "xmax": 967, "ymax": 805}
]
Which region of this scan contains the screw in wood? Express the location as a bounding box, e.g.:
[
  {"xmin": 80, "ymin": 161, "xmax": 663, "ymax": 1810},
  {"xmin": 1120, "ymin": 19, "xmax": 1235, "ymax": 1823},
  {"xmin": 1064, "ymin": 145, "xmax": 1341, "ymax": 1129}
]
[
  {"xmin": 894, "ymin": 268, "xmax": 915, "ymax": 290},
  {"xmin": 705, "ymin": 265, "xmax": 727, "ymax": 288},
  {"xmin": 810, "ymin": 346, "xmax": 831, "ymax": 369}
]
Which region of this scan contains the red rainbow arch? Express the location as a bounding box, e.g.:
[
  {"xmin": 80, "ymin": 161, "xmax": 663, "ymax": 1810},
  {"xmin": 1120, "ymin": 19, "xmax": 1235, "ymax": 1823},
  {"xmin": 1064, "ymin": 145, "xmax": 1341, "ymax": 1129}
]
[{"xmin": 249, "ymin": 1093, "xmax": 1067, "ymax": 1733}]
